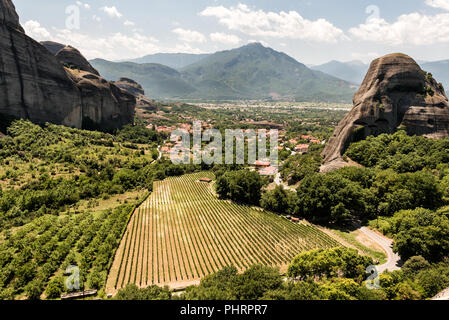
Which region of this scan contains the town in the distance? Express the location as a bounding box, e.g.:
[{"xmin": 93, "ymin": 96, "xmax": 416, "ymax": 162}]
[{"xmin": 1, "ymin": 0, "xmax": 449, "ymax": 303}]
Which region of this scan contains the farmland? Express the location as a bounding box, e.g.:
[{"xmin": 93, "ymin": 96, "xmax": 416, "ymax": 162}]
[{"xmin": 106, "ymin": 172, "xmax": 341, "ymax": 294}]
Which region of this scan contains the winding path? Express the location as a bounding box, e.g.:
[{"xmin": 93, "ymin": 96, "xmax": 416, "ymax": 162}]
[
  {"xmin": 359, "ymin": 227, "xmax": 402, "ymax": 273},
  {"xmin": 274, "ymin": 172, "xmax": 403, "ymax": 273}
]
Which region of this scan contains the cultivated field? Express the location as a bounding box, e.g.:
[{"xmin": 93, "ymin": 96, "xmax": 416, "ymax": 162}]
[{"xmin": 106, "ymin": 172, "xmax": 340, "ymax": 294}]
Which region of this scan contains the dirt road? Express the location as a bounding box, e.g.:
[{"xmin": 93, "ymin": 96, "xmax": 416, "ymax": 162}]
[{"xmin": 359, "ymin": 227, "xmax": 402, "ymax": 273}]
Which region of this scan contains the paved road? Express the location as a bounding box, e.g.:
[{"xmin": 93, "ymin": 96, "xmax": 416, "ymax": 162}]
[{"xmin": 359, "ymin": 227, "xmax": 402, "ymax": 273}]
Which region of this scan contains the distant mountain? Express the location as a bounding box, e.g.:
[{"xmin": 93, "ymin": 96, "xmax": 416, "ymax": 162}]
[
  {"xmin": 311, "ymin": 60, "xmax": 369, "ymax": 85},
  {"xmin": 420, "ymin": 60, "xmax": 449, "ymax": 93},
  {"xmin": 91, "ymin": 43, "xmax": 357, "ymax": 102},
  {"xmin": 90, "ymin": 59, "xmax": 196, "ymax": 98},
  {"xmin": 123, "ymin": 53, "xmax": 210, "ymax": 69}
]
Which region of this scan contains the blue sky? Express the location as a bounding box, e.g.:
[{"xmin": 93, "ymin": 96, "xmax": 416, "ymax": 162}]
[{"xmin": 13, "ymin": 0, "xmax": 449, "ymax": 64}]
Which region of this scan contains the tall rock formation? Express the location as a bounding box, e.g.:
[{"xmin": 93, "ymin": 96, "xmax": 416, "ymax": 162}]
[
  {"xmin": 0, "ymin": 0, "xmax": 135, "ymax": 131},
  {"xmin": 321, "ymin": 53, "xmax": 449, "ymax": 172},
  {"xmin": 113, "ymin": 78, "xmax": 154, "ymax": 109},
  {"xmin": 40, "ymin": 41, "xmax": 65, "ymax": 55},
  {"xmin": 55, "ymin": 45, "xmax": 100, "ymax": 76}
]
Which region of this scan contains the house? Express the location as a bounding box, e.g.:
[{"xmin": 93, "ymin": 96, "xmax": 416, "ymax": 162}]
[
  {"xmin": 258, "ymin": 166, "xmax": 278, "ymax": 176},
  {"xmin": 291, "ymin": 217, "xmax": 300, "ymax": 223},
  {"xmin": 199, "ymin": 178, "xmax": 213, "ymax": 183},
  {"xmin": 301, "ymin": 135, "xmax": 313, "ymax": 141},
  {"xmin": 310, "ymin": 139, "xmax": 321, "ymax": 144},
  {"xmin": 294, "ymin": 144, "xmax": 310, "ymax": 154},
  {"xmin": 289, "ymin": 139, "xmax": 298, "ymax": 145},
  {"xmin": 156, "ymin": 126, "xmax": 176, "ymax": 134},
  {"xmin": 254, "ymin": 160, "xmax": 271, "ymax": 168}
]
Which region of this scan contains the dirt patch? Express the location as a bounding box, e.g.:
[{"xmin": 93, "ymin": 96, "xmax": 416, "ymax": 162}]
[{"xmin": 354, "ymin": 230, "xmax": 386, "ymax": 255}]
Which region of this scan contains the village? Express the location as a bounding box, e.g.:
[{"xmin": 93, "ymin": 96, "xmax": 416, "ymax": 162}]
[{"xmin": 147, "ymin": 122, "xmax": 324, "ymax": 180}]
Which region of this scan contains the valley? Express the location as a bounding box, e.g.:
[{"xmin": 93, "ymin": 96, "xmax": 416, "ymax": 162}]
[{"xmin": 2, "ymin": 0, "xmax": 449, "ymax": 304}]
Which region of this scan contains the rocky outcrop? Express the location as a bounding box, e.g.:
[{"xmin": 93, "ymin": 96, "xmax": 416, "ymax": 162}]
[
  {"xmin": 66, "ymin": 70, "xmax": 135, "ymax": 131},
  {"xmin": 41, "ymin": 41, "xmax": 65, "ymax": 55},
  {"xmin": 114, "ymin": 78, "xmax": 145, "ymax": 96},
  {"xmin": 114, "ymin": 77, "xmax": 154, "ymax": 109},
  {"xmin": 55, "ymin": 45, "xmax": 100, "ymax": 75},
  {"xmin": 0, "ymin": 0, "xmax": 135, "ymax": 131},
  {"xmin": 321, "ymin": 53, "xmax": 449, "ymax": 172},
  {"xmin": 0, "ymin": 0, "xmax": 23, "ymax": 32}
]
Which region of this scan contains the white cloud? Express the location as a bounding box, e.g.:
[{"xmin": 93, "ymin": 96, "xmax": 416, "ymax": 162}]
[
  {"xmin": 92, "ymin": 15, "xmax": 101, "ymax": 22},
  {"xmin": 210, "ymin": 32, "xmax": 241, "ymax": 45},
  {"xmin": 50, "ymin": 29, "xmax": 160, "ymax": 60},
  {"xmin": 349, "ymin": 13, "xmax": 449, "ymax": 45},
  {"xmin": 76, "ymin": 1, "xmax": 90, "ymax": 10},
  {"xmin": 172, "ymin": 43, "xmax": 207, "ymax": 54},
  {"xmin": 199, "ymin": 3, "xmax": 348, "ymax": 43},
  {"xmin": 351, "ymin": 52, "xmax": 380, "ymax": 63},
  {"xmin": 426, "ymin": 0, "xmax": 449, "ymax": 11},
  {"xmin": 248, "ymin": 39, "xmax": 268, "ymax": 47},
  {"xmin": 23, "ymin": 20, "xmax": 51, "ymax": 40},
  {"xmin": 101, "ymin": 6, "xmax": 123, "ymax": 19},
  {"xmin": 22, "ymin": 20, "xmax": 160, "ymax": 60},
  {"xmin": 124, "ymin": 20, "xmax": 135, "ymax": 27},
  {"xmin": 172, "ymin": 28, "xmax": 206, "ymax": 43}
]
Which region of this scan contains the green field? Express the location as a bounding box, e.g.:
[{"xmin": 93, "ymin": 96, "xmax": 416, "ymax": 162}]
[{"xmin": 106, "ymin": 172, "xmax": 341, "ymax": 293}]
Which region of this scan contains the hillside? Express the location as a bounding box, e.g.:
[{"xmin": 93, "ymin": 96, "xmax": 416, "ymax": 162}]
[
  {"xmin": 106, "ymin": 172, "xmax": 340, "ymax": 293},
  {"xmin": 311, "ymin": 60, "xmax": 369, "ymax": 85},
  {"xmin": 125, "ymin": 53, "xmax": 210, "ymax": 69},
  {"xmin": 91, "ymin": 43, "xmax": 357, "ymax": 102},
  {"xmin": 90, "ymin": 59, "xmax": 196, "ymax": 98}
]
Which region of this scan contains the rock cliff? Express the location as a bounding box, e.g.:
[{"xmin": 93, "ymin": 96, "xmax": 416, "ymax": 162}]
[
  {"xmin": 321, "ymin": 53, "xmax": 449, "ymax": 172},
  {"xmin": 0, "ymin": 0, "xmax": 135, "ymax": 131},
  {"xmin": 55, "ymin": 45, "xmax": 100, "ymax": 76},
  {"xmin": 114, "ymin": 77, "xmax": 154, "ymax": 109}
]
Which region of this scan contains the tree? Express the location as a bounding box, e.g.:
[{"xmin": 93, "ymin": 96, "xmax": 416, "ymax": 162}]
[
  {"xmin": 402, "ymin": 256, "xmax": 431, "ymax": 277},
  {"xmin": 288, "ymin": 247, "xmax": 373, "ymax": 282},
  {"xmin": 115, "ymin": 284, "xmax": 172, "ymax": 300},
  {"xmin": 232, "ymin": 265, "xmax": 283, "ymax": 300},
  {"xmin": 388, "ymin": 208, "xmax": 449, "ymax": 262},
  {"xmin": 260, "ymin": 186, "xmax": 296, "ymax": 215},
  {"xmin": 45, "ymin": 277, "xmax": 64, "ymax": 299},
  {"xmin": 215, "ymin": 170, "xmax": 263, "ymax": 205},
  {"xmin": 295, "ymin": 173, "xmax": 368, "ymax": 224},
  {"xmin": 24, "ymin": 280, "xmax": 44, "ymax": 300}
]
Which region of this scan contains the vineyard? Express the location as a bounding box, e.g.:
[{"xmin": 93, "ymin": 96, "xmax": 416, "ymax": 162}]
[{"xmin": 106, "ymin": 173, "xmax": 341, "ymax": 293}]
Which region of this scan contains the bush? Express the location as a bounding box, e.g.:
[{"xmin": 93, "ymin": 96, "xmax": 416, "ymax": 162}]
[{"xmin": 215, "ymin": 170, "xmax": 263, "ymax": 205}]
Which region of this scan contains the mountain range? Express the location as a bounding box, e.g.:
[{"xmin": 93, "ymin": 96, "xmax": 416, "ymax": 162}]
[
  {"xmin": 312, "ymin": 59, "xmax": 449, "ymax": 92},
  {"xmin": 90, "ymin": 43, "xmax": 357, "ymax": 102},
  {"xmin": 122, "ymin": 53, "xmax": 211, "ymax": 69},
  {"xmin": 311, "ymin": 60, "xmax": 369, "ymax": 85}
]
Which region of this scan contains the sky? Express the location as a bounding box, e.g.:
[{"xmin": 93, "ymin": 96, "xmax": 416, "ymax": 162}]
[{"xmin": 13, "ymin": 0, "xmax": 449, "ymax": 65}]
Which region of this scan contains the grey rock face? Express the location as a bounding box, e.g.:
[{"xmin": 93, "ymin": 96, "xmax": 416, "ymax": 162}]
[
  {"xmin": 114, "ymin": 77, "xmax": 153, "ymax": 109},
  {"xmin": 0, "ymin": 0, "xmax": 135, "ymax": 131},
  {"xmin": 56, "ymin": 45, "xmax": 100, "ymax": 76},
  {"xmin": 114, "ymin": 78, "xmax": 145, "ymax": 97},
  {"xmin": 321, "ymin": 53, "xmax": 449, "ymax": 172},
  {"xmin": 40, "ymin": 41, "xmax": 65, "ymax": 55}
]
